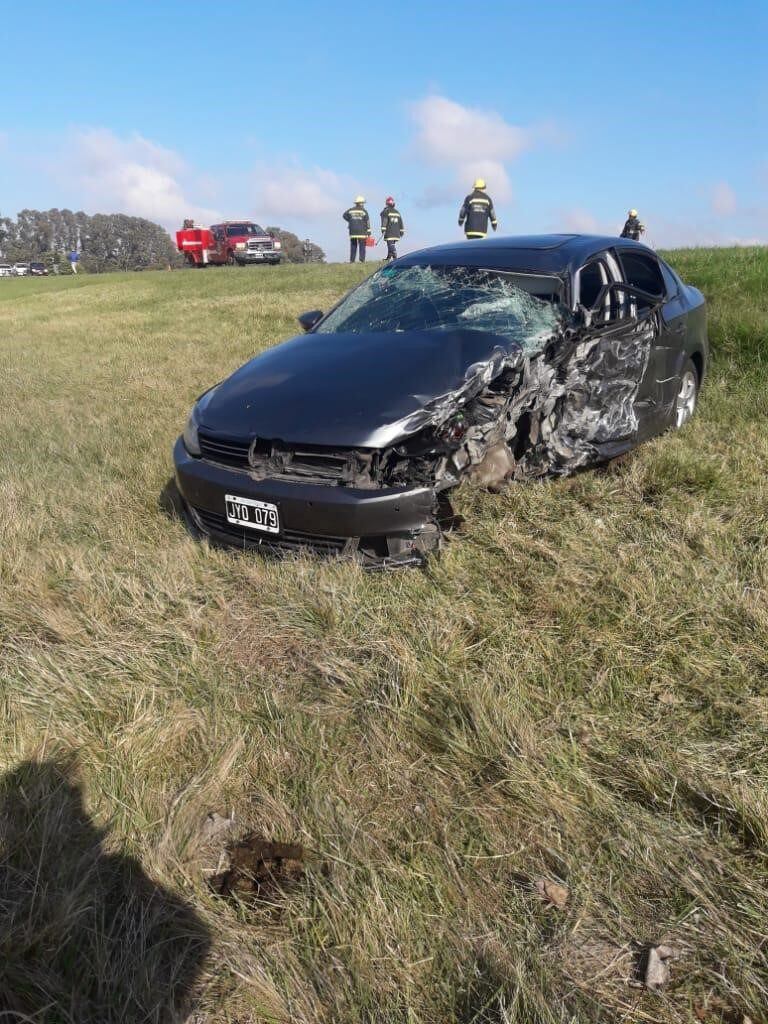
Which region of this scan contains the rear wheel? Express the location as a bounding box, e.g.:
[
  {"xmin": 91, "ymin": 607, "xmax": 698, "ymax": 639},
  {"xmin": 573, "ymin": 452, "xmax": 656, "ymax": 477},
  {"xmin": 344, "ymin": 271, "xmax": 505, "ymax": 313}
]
[{"xmin": 675, "ymin": 358, "xmax": 699, "ymax": 428}]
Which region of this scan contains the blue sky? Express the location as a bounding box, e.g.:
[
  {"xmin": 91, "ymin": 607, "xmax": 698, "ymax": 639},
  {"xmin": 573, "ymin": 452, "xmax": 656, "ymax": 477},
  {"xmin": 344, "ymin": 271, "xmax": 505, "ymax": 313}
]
[{"xmin": 1, "ymin": 0, "xmax": 766, "ymax": 259}]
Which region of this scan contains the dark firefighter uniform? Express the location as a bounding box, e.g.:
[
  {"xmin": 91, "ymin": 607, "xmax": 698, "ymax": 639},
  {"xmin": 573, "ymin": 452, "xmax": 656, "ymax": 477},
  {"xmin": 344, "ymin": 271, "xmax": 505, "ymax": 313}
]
[
  {"xmin": 458, "ymin": 186, "xmax": 498, "ymax": 239},
  {"xmin": 620, "ymin": 213, "xmax": 644, "ymax": 241},
  {"xmin": 343, "ymin": 199, "xmax": 371, "ymax": 263},
  {"xmin": 380, "ymin": 205, "xmax": 404, "ymax": 261}
]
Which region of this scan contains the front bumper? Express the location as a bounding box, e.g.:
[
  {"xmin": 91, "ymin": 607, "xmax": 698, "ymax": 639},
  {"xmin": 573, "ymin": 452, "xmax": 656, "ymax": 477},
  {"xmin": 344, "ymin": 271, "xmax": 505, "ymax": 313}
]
[
  {"xmin": 173, "ymin": 437, "xmax": 439, "ymax": 566},
  {"xmin": 238, "ymin": 249, "xmax": 281, "ymax": 263}
]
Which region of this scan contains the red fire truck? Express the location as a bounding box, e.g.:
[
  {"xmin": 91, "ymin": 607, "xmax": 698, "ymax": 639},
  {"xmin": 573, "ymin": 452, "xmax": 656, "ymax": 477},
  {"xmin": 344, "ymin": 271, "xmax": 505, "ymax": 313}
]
[{"xmin": 176, "ymin": 221, "xmax": 282, "ymax": 267}]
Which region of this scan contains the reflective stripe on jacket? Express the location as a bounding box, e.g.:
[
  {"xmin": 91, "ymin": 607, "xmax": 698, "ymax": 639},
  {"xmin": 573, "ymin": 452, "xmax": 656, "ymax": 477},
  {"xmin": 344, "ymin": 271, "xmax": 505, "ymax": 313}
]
[
  {"xmin": 620, "ymin": 216, "xmax": 643, "ymax": 240},
  {"xmin": 458, "ymin": 190, "xmax": 497, "ymax": 237},
  {"xmin": 380, "ymin": 207, "xmax": 404, "ymax": 240},
  {"xmin": 343, "ymin": 206, "xmax": 371, "ymax": 238}
]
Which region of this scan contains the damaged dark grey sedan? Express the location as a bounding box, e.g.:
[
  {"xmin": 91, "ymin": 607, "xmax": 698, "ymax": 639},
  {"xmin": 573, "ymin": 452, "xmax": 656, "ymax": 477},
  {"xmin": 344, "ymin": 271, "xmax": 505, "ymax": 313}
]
[{"xmin": 174, "ymin": 235, "xmax": 707, "ymax": 567}]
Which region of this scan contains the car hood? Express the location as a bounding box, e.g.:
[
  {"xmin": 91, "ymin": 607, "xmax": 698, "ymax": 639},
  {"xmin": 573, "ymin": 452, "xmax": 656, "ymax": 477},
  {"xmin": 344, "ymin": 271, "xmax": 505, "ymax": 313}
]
[{"xmin": 199, "ymin": 330, "xmax": 525, "ymax": 448}]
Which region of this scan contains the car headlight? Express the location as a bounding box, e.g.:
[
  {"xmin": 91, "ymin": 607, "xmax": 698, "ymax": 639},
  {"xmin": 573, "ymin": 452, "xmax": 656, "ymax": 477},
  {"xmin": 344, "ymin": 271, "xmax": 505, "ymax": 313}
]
[
  {"xmin": 182, "ymin": 409, "xmax": 201, "ymax": 455},
  {"xmin": 273, "ymin": 240, "xmax": 282, "ymax": 250},
  {"xmin": 182, "ymin": 385, "xmax": 219, "ymax": 456}
]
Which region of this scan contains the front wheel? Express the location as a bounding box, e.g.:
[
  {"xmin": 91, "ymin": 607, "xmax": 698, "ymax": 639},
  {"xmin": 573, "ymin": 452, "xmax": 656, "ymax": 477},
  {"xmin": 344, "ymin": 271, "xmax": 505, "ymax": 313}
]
[{"xmin": 675, "ymin": 358, "xmax": 699, "ymax": 428}]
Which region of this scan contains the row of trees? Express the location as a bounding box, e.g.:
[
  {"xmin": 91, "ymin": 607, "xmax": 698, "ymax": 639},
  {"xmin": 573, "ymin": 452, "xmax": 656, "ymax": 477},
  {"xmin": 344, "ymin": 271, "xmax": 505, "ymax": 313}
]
[
  {"xmin": 0, "ymin": 209, "xmax": 325, "ymax": 272},
  {"xmin": 0, "ymin": 209, "xmax": 183, "ymax": 273}
]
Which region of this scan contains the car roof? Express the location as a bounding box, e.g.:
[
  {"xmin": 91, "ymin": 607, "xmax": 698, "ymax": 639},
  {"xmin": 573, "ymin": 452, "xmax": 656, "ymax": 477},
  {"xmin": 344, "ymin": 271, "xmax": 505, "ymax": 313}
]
[{"xmin": 398, "ymin": 234, "xmax": 653, "ymax": 275}]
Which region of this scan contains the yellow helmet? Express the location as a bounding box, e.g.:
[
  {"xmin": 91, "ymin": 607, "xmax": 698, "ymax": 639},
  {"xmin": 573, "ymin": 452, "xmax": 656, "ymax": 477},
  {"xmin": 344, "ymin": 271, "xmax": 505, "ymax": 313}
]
[
  {"xmin": 474, "ymin": 178, "xmax": 486, "ymax": 190},
  {"xmin": 629, "ymin": 208, "xmax": 638, "ymax": 217},
  {"xmin": 355, "ymin": 195, "xmax": 365, "ymax": 204}
]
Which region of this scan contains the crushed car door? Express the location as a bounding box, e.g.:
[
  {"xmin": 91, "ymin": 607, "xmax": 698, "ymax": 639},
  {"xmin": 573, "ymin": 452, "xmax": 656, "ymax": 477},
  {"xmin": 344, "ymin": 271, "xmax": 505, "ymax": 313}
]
[
  {"xmin": 616, "ymin": 248, "xmax": 680, "ymax": 433},
  {"xmin": 570, "ymin": 255, "xmax": 661, "ymax": 452}
]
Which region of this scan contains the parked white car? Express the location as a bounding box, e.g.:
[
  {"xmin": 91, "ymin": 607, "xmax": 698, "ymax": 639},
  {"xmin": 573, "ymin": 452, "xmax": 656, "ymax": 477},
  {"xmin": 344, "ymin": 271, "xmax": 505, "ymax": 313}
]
[
  {"xmin": 13, "ymin": 262, "xmax": 30, "ymax": 276},
  {"xmin": 0, "ymin": 263, "xmax": 14, "ymax": 278}
]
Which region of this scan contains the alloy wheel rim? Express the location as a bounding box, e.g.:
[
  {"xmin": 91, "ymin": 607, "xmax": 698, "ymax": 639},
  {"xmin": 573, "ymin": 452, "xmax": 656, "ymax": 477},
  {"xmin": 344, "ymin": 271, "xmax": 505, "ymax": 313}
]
[{"xmin": 676, "ymin": 370, "xmax": 697, "ymax": 427}]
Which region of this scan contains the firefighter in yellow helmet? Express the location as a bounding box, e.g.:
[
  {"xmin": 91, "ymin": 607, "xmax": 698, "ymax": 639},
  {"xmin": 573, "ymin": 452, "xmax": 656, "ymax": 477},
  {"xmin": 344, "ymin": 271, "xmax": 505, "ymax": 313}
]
[
  {"xmin": 343, "ymin": 196, "xmax": 372, "ymax": 263},
  {"xmin": 620, "ymin": 209, "xmax": 645, "ymax": 241},
  {"xmin": 458, "ymin": 178, "xmax": 498, "ymax": 239}
]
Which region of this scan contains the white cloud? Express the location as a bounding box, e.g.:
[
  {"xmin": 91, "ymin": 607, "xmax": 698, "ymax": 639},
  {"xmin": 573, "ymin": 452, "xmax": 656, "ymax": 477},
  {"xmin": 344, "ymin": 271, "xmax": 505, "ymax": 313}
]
[
  {"xmin": 411, "ymin": 94, "xmax": 528, "ymax": 166},
  {"xmin": 249, "ymin": 161, "xmax": 393, "ymax": 261},
  {"xmin": 409, "ymin": 94, "xmax": 542, "ymax": 203},
  {"xmin": 709, "ymin": 181, "xmax": 737, "ymax": 216},
  {"xmin": 70, "ymin": 129, "xmax": 220, "ymax": 228},
  {"xmin": 252, "ymin": 164, "xmax": 357, "ymax": 221},
  {"xmin": 557, "ymin": 207, "xmax": 601, "ymax": 233}
]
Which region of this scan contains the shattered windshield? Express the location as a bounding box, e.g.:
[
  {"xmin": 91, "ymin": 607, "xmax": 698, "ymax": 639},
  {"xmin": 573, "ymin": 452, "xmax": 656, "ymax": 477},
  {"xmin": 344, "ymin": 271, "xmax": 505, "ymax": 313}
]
[{"xmin": 316, "ymin": 265, "xmax": 564, "ymax": 353}]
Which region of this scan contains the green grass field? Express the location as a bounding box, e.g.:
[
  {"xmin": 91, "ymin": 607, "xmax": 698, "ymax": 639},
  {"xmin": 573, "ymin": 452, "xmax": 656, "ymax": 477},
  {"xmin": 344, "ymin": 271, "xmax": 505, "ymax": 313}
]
[{"xmin": 1, "ymin": 251, "xmax": 767, "ymax": 1024}]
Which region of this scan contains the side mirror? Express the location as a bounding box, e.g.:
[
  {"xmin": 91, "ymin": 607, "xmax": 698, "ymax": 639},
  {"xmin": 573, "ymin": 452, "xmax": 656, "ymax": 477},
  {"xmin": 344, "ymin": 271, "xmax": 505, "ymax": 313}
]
[{"xmin": 298, "ymin": 309, "xmax": 323, "ymax": 332}]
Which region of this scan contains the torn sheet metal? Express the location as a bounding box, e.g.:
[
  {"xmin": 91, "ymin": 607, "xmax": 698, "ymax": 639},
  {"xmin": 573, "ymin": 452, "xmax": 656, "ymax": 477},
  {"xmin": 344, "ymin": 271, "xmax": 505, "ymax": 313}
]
[
  {"xmin": 210, "ymin": 267, "xmax": 658, "ymax": 498},
  {"xmin": 376, "ymin": 307, "xmax": 656, "ymax": 491}
]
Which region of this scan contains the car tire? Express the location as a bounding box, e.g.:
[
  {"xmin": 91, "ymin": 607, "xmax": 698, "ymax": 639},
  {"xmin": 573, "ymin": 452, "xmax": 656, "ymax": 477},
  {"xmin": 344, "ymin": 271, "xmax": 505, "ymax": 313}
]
[{"xmin": 675, "ymin": 357, "xmax": 699, "ymax": 428}]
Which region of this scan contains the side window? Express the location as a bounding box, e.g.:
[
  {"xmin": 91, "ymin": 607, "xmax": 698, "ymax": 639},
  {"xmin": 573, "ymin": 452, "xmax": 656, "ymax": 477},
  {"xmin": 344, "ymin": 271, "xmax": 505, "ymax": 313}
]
[
  {"xmin": 659, "ymin": 260, "xmax": 679, "ymax": 298},
  {"xmin": 619, "ymin": 252, "xmax": 665, "ymax": 298},
  {"xmin": 578, "ymin": 260, "xmax": 607, "ymax": 308}
]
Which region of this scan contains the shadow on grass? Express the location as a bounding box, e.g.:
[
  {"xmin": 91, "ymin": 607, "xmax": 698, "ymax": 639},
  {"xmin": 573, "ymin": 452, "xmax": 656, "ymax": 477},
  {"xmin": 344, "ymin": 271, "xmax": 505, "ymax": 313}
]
[
  {"xmin": 158, "ymin": 475, "xmax": 184, "ymax": 521},
  {"xmin": 0, "ymin": 759, "xmax": 211, "ymax": 1023}
]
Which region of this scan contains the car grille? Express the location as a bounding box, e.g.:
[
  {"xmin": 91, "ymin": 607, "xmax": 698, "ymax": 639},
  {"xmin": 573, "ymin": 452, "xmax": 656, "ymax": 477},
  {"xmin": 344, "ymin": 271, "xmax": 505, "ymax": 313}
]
[
  {"xmin": 198, "ymin": 431, "xmax": 251, "ymax": 468},
  {"xmin": 247, "ymin": 240, "xmax": 273, "ymax": 251},
  {"xmin": 197, "ymin": 431, "xmax": 368, "ymax": 484},
  {"xmin": 190, "ymin": 505, "xmax": 352, "ymax": 556}
]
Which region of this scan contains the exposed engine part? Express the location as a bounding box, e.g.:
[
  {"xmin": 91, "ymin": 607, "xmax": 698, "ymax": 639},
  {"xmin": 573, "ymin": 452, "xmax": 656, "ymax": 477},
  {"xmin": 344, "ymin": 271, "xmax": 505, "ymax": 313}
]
[
  {"xmin": 466, "ymin": 442, "xmax": 517, "ymax": 489},
  {"xmin": 247, "ymin": 441, "xmax": 379, "ymax": 488},
  {"xmin": 375, "ymin": 308, "xmax": 656, "ymax": 490}
]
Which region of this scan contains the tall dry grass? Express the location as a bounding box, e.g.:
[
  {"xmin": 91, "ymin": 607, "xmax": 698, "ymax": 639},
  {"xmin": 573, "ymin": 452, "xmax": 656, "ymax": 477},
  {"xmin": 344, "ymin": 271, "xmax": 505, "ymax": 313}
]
[{"xmin": 0, "ymin": 253, "xmax": 766, "ymax": 1022}]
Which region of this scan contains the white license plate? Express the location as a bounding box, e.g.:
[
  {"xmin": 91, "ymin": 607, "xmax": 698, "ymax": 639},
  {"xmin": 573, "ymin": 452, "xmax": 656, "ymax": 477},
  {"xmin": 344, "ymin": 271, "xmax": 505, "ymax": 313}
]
[{"xmin": 225, "ymin": 494, "xmax": 279, "ymax": 534}]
